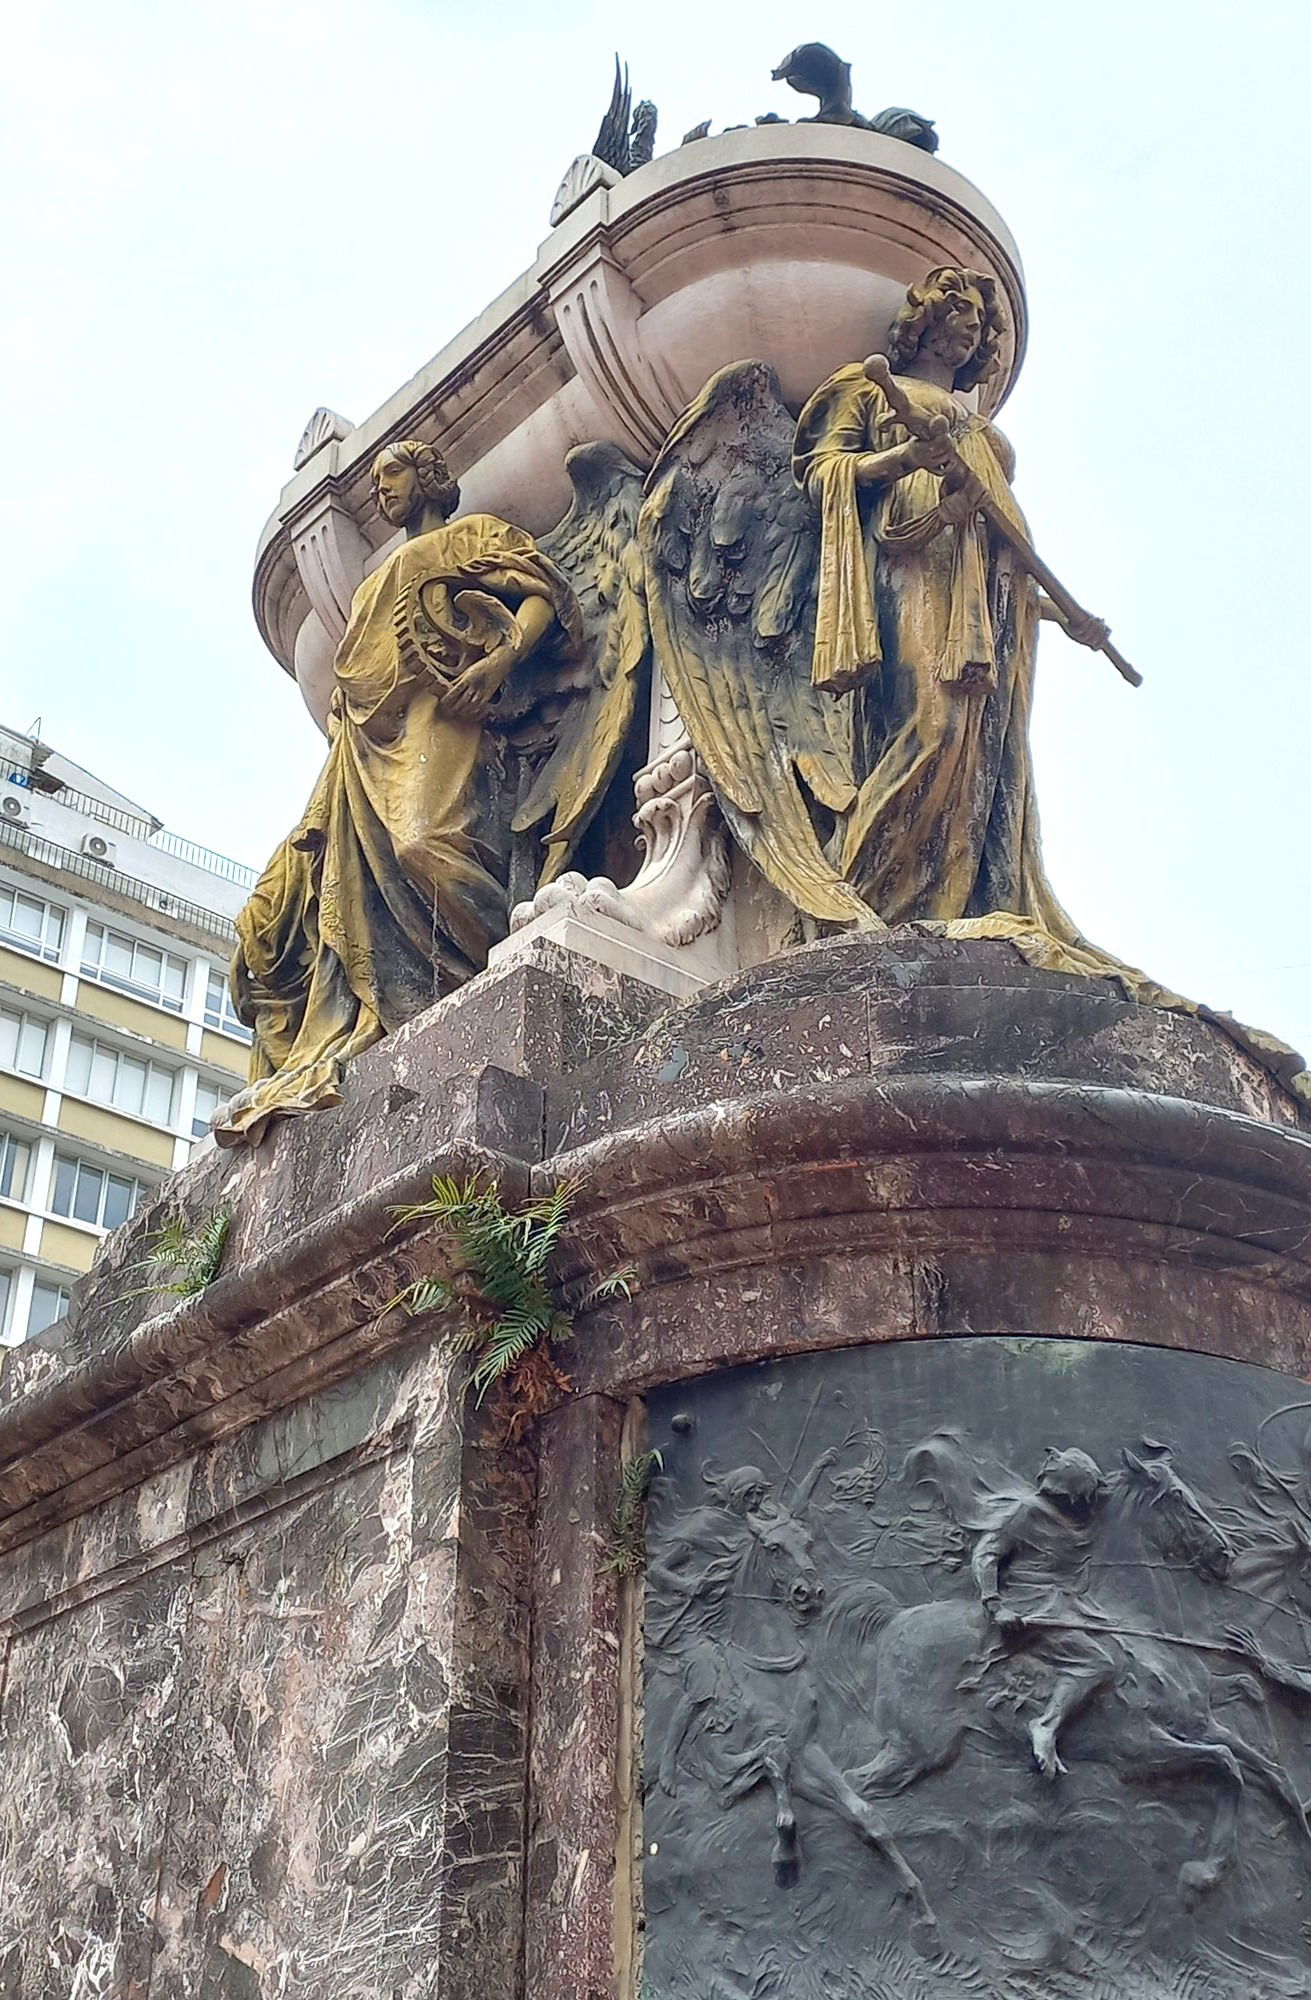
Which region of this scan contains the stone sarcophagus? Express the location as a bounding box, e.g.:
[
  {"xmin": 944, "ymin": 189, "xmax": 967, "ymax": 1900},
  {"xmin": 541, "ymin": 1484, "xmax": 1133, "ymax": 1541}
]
[{"xmin": 4, "ymin": 42, "xmax": 1309, "ymax": 2000}]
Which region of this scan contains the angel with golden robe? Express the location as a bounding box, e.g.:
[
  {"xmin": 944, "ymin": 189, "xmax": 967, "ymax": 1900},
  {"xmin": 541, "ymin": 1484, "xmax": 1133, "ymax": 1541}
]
[
  {"xmin": 226, "ymin": 267, "xmax": 1285, "ymax": 1143},
  {"xmin": 794, "ymin": 265, "xmax": 1114, "ymax": 931},
  {"xmin": 636, "ymin": 267, "xmax": 1121, "ymax": 953},
  {"xmin": 219, "ymin": 437, "xmax": 648, "ymax": 1143}
]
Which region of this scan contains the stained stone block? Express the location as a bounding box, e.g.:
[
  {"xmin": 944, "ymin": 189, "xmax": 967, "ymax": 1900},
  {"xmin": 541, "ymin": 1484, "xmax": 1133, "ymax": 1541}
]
[
  {"xmin": 0, "ymin": 933, "xmax": 1309, "ymax": 1995},
  {"xmin": 0, "ymin": 1337, "xmax": 532, "ymax": 1997}
]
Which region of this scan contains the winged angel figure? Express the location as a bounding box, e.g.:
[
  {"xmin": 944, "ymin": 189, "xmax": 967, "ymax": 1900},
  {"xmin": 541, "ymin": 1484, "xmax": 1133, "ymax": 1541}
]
[
  {"xmin": 634, "ymin": 275, "xmax": 1311, "ymax": 1105},
  {"xmin": 639, "ymin": 332, "xmax": 1096, "ymax": 940},
  {"xmin": 220, "ymin": 437, "xmax": 649, "ymax": 1143},
  {"xmin": 639, "ymin": 363, "xmax": 876, "ymax": 930}
]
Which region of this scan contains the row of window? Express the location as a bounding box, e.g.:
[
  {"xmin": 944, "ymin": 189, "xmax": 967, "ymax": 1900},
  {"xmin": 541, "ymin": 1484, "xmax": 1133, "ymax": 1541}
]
[
  {"xmin": 1, "ymin": 1004, "xmax": 225, "ymax": 1137},
  {"xmin": 0, "ymin": 887, "xmax": 249, "ymax": 1041},
  {"xmin": 66, "ymin": 1035, "xmax": 176, "ymax": 1125},
  {"xmin": 1, "ymin": 1131, "xmax": 145, "ymax": 1228},
  {"xmin": 0, "ymin": 1266, "xmax": 71, "ymax": 1346},
  {"xmin": 0, "ymin": 884, "xmax": 64, "ymax": 963},
  {"xmin": 82, "ymin": 919, "xmax": 187, "ymax": 1011}
]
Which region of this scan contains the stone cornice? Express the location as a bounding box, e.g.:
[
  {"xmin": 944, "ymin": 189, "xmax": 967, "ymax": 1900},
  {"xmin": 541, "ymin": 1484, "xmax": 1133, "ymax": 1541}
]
[
  {"xmin": 254, "ymin": 123, "xmax": 1029, "ymax": 698},
  {"xmin": 2, "ymin": 1067, "xmax": 1310, "ymax": 1561}
]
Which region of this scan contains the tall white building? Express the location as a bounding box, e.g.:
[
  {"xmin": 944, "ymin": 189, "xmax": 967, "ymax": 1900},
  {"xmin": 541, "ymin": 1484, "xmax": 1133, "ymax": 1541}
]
[{"xmin": 0, "ymin": 723, "xmax": 255, "ymax": 1344}]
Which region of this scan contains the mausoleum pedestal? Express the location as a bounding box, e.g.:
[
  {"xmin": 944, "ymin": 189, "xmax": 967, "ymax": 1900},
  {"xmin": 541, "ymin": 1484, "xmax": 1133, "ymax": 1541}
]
[
  {"xmin": 2, "ymin": 933, "xmax": 1310, "ymax": 1994},
  {"xmin": 9, "ymin": 45, "xmax": 1311, "ymax": 2000}
]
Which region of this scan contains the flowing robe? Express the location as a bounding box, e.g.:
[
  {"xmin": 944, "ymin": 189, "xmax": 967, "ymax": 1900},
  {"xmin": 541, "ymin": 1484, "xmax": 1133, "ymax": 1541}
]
[
  {"xmin": 789, "ymin": 367, "xmax": 1311, "ymax": 1107},
  {"xmin": 793, "ymin": 366, "xmax": 1077, "ymax": 934},
  {"xmin": 220, "ymin": 514, "xmax": 581, "ymax": 1143}
]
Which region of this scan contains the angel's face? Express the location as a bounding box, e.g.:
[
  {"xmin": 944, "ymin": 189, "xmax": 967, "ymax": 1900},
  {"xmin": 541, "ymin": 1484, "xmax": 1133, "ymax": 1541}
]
[
  {"xmin": 923, "ymin": 287, "xmax": 985, "ymax": 372},
  {"xmin": 373, "ymin": 454, "xmax": 422, "ymax": 526}
]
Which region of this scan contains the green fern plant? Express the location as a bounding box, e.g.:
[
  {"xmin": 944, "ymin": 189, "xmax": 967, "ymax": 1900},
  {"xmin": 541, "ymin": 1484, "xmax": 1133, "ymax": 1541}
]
[
  {"xmin": 125, "ymin": 1206, "xmax": 232, "ymax": 1301},
  {"xmin": 604, "ymin": 1449, "xmax": 663, "ymax": 1576},
  {"xmin": 388, "ymin": 1174, "xmax": 635, "ymax": 1415}
]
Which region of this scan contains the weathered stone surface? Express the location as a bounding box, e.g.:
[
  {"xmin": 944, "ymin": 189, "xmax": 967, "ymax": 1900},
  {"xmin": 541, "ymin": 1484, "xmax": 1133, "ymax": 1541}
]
[
  {"xmin": 0, "ymin": 930, "xmax": 1307, "ymax": 1994},
  {"xmin": 644, "ymin": 1337, "xmax": 1311, "ymax": 1998},
  {"xmin": 527, "ymin": 1392, "xmax": 628, "ymax": 2000},
  {"xmin": 0, "ymin": 1340, "xmax": 531, "ymax": 1995},
  {"xmin": 547, "ymin": 933, "xmax": 1304, "ymax": 1155}
]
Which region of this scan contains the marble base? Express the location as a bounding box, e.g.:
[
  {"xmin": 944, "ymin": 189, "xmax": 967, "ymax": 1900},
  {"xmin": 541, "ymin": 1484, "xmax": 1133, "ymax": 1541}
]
[
  {"xmin": 0, "ymin": 932, "xmax": 1308, "ymax": 1994},
  {"xmin": 488, "ymin": 896, "xmax": 727, "ymax": 998}
]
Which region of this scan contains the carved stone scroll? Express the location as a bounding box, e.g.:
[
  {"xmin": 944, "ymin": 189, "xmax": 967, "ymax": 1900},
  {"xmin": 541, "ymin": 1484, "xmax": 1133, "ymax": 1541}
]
[
  {"xmin": 287, "ymin": 485, "xmax": 372, "ymax": 648},
  {"xmin": 509, "ymin": 734, "xmax": 730, "ymax": 952},
  {"xmin": 542, "ymin": 240, "xmax": 688, "ymax": 463}
]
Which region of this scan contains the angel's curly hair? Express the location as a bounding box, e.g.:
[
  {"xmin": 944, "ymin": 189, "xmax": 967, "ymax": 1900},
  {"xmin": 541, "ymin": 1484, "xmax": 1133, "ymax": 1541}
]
[
  {"xmin": 370, "ymin": 438, "xmax": 461, "ymax": 518},
  {"xmin": 885, "ymin": 267, "xmax": 1006, "ymax": 392}
]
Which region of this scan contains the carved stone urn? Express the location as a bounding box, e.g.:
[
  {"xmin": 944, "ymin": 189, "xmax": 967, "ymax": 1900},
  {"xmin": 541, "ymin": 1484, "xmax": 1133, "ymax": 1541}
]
[{"xmin": 253, "ymin": 124, "xmax": 1025, "ymax": 732}]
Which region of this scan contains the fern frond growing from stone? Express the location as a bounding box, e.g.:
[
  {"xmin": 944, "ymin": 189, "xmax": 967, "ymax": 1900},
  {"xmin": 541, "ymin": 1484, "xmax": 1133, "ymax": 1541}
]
[
  {"xmin": 389, "ymin": 1175, "xmax": 636, "ymax": 1422},
  {"xmin": 604, "ymin": 1449, "xmax": 663, "ymax": 1575},
  {"xmin": 125, "ymin": 1206, "xmax": 232, "ymax": 1301}
]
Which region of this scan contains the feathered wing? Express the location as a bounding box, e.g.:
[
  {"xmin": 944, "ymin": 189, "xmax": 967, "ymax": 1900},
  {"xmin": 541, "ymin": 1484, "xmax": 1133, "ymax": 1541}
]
[
  {"xmin": 639, "ymin": 361, "xmax": 876, "ymax": 927},
  {"xmin": 592, "ymin": 56, "xmax": 632, "ymax": 170},
  {"xmin": 514, "ymin": 442, "xmax": 650, "ymax": 884}
]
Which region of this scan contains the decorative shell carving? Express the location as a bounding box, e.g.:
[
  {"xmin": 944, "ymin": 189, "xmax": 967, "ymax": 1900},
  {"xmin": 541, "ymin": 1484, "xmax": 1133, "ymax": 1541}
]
[{"xmin": 293, "ymin": 407, "xmax": 354, "ymax": 472}]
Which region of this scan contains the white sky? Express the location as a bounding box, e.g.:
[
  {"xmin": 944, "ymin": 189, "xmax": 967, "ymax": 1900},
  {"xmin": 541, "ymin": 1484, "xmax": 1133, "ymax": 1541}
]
[{"xmin": 3, "ymin": 1, "xmax": 1309, "ymax": 1054}]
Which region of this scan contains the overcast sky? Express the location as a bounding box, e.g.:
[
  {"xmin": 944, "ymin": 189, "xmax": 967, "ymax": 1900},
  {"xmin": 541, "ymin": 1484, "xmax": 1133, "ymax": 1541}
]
[{"xmin": 3, "ymin": 1, "xmax": 1308, "ymax": 1055}]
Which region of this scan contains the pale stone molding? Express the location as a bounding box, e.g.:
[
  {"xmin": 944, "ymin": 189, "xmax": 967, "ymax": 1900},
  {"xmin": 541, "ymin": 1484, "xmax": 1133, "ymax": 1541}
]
[
  {"xmin": 508, "ymin": 734, "xmax": 732, "ymax": 970},
  {"xmin": 489, "ymin": 900, "xmax": 718, "ymax": 999},
  {"xmin": 254, "ymin": 123, "xmax": 1027, "ymax": 715},
  {"xmin": 549, "ymin": 153, "xmax": 621, "ymax": 228},
  {"xmin": 292, "ymin": 406, "xmax": 354, "ymax": 471}
]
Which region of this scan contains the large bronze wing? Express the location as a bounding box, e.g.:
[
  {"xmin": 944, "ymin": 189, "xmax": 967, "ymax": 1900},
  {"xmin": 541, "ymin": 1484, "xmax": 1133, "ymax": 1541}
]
[
  {"xmin": 592, "ymin": 56, "xmax": 633, "ymax": 171},
  {"xmin": 513, "ymin": 441, "xmax": 650, "ymax": 885},
  {"xmin": 639, "ymin": 361, "xmax": 875, "ymax": 926}
]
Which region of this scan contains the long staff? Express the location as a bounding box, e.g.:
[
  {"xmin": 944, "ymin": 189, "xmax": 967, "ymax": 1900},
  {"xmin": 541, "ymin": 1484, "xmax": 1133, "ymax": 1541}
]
[{"xmin": 864, "ymin": 353, "xmax": 1142, "ymax": 688}]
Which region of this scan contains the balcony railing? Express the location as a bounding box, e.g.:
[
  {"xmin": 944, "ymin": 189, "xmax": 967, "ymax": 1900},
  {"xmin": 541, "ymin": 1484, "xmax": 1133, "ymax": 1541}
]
[
  {"xmin": 3, "ymin": 770, "xmax": 256, "ymax": 889},
  {"xmin": 149, "ymin": 829, "xmax": 257, "ymax": 888},
  {"xmin": 0, "ymin": 820, "xmax": 237, "ymax": 943}
]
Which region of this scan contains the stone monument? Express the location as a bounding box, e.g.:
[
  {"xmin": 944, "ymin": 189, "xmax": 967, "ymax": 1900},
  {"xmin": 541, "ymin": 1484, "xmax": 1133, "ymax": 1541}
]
[{"xmin": 2, "ymin": 46, "xmax": 1310, "ymax": 1999}]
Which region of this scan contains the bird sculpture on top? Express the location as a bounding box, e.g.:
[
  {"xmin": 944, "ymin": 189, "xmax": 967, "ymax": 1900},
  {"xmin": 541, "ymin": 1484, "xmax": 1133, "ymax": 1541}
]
[
  {"xmin": 549, "ymin": 55, "xmax": 659, "ymax": 226},
  {"xmin": 771, "ymin": 42, "xmax": 938, "ymax": 153},
  {"xmin": 592, "ymin": 56, "xmax": 659, "ymax": 175}
]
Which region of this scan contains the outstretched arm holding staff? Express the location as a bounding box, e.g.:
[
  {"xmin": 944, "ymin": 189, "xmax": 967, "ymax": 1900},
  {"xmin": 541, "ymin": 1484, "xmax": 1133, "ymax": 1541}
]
[{"xmin": 863, "ymin": 353, "xmax": 1142, "ymax": 688}]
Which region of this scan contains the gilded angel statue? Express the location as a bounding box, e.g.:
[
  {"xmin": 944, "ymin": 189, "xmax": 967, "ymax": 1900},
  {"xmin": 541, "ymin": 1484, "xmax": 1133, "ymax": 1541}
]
[
  {"xmin": 220, "ymin": 436, "xmax": 648, "ymax": 1143},
  {"xmin": 640, "ymin": 266, "xmax": 1131, "ymax": 959},
  {"xmin": 796, "ymin": 264, "xmax": 1125, "ymax": 930},
  {"xmin": 217, "ymin": 272, "xmax": 1309, "ymax": 1145}
]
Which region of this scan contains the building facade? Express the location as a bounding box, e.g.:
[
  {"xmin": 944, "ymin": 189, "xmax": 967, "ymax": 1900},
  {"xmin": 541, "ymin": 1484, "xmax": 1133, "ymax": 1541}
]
[{"xmin": 0, "ymin": 723, "xmax": 253, "ymax": 1344}]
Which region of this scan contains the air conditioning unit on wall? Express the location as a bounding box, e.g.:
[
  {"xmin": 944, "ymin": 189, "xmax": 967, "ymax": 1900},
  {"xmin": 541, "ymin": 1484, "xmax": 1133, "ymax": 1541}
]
[
  {"xmin": 0, "ymin": 793, "xmax": 31, "ymax": 826},
  {"xmin": 80, "ymin": 831, "xmax": 117, "ymax": 865}
]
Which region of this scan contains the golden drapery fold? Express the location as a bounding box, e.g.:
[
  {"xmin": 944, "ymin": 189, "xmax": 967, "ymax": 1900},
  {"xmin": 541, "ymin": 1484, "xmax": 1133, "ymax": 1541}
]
[
  {"xmin": 793, "ymin": 365, "xmax": 1311, "ymax": 1106},
  {"xmin": 217, "ymin": 515, "xmax": 581, "ymax": 1145},
  {"xmin": 793, "ymin": 364, "xmax": 1077, "ymax": 936}
]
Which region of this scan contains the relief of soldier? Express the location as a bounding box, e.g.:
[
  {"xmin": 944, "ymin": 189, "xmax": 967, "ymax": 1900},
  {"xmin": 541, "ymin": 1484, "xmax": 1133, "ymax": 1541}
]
[{"xmin": 644, "ymin": 1385, "xmax": 1311, "ymax": 1997}]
